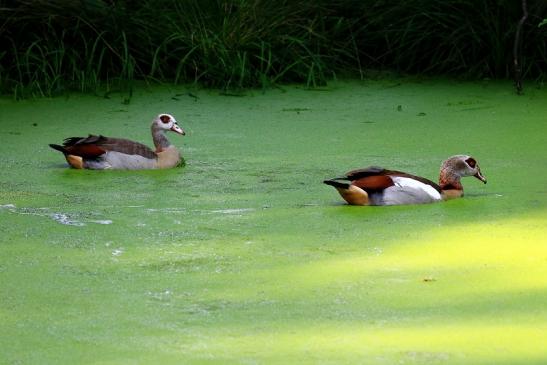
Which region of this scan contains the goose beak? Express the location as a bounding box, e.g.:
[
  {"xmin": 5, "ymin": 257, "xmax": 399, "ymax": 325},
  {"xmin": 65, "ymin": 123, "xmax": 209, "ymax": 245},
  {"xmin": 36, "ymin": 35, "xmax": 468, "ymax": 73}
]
[
  {"xmin": 474, "ymin": 170, "xmax": 487, "ymax": 184},
  {"xmin": 171, "ymin": 123, "xmax": 185, "ymax": 135}
]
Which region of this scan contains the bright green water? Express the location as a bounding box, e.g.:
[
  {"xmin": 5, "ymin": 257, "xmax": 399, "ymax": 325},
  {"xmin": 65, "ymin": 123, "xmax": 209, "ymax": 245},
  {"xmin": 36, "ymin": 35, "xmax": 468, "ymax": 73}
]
[{"xmin": 1, "ymin": 79, "xmax": 546, "ymax": 364}]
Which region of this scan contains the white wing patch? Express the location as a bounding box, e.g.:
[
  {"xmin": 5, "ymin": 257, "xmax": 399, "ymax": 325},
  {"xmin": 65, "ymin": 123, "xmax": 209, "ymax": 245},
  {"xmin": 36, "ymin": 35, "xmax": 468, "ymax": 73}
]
[
  {"xmin": 391, "ymin": 176, "xmax": 441, "ymax": 199},
  {"xmin": 379, "ymin": 176, "xmax": 442, "ymax": 205}
]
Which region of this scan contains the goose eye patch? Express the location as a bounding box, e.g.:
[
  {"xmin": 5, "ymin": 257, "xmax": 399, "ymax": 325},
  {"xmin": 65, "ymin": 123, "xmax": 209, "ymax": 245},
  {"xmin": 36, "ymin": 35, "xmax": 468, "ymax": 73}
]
[
  {"xmin": 160, "ymin": 115, "xmax": 171, "ymax": 124},
  {"xmin": 465, "ymin": 158, "xmax": 476, "ymax": 168}
]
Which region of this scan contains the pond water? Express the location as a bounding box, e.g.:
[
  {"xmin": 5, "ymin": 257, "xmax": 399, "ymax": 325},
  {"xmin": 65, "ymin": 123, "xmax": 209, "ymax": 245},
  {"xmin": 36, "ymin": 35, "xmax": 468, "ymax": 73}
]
[{"xmin": 1, "ymin": 79, "xmax": 546, "ymax": 364}]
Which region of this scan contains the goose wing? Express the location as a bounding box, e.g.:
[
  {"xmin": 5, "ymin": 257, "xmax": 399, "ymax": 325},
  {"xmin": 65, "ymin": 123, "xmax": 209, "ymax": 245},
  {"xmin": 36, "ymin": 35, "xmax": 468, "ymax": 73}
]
[
  {"xmin": 61, "ymin": 135, "xmax": 157, "ymax": 159},
  {"xmin": 344, "ymin": 166, "xmax": 442, "ymax": 194}
]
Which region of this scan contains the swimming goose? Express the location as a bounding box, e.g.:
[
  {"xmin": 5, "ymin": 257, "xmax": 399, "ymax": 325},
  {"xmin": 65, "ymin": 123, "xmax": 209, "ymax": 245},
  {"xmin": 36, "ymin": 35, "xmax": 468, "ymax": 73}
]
[
  {"xmin": 49, "ymin": 114, "xmax": 185, "ymax": 169},
  {"xmin": 323, "ymin": 155, "xmax": 486, "ymax": 206}
]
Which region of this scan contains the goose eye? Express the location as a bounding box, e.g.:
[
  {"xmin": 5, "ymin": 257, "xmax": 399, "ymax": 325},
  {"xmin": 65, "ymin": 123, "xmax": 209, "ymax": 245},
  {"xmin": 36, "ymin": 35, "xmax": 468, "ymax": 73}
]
[
  {"xmin": 465, "ymin": 157, "xmax": 476, "ymax": 168},
  {"xmin": 160, "ymin": 115, "xmax": 171, "ymax": 124}
]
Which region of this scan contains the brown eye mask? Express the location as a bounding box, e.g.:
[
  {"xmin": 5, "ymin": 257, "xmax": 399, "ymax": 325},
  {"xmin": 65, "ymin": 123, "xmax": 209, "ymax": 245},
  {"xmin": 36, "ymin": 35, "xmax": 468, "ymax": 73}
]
[{"xmin": 465, "ymin": 157, "xmax": 476, "ymax": 168}]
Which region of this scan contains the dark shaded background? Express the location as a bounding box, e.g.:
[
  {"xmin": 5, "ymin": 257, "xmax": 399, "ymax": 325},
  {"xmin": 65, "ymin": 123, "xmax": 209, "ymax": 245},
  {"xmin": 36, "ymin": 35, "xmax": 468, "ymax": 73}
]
[{"xmin": 1, "ymin": 0, "xmax": 546, "ymax": 97}]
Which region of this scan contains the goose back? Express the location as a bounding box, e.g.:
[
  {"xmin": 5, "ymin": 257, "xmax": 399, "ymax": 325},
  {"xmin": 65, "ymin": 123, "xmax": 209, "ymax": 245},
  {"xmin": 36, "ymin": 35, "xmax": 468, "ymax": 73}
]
[{"xmin": 62, "ymin": 135, "xmax": 157, "ymax": 159}]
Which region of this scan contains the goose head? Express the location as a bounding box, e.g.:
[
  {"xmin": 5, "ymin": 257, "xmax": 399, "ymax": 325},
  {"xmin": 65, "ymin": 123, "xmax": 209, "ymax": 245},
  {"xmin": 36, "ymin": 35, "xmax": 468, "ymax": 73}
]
[
  {"xmin": 153, "ymin": 113, "xmax": 185, "ymax": 135},
  {"xmin": 440, "ymin": 155, "xmax": 487, "ymax": 186}
]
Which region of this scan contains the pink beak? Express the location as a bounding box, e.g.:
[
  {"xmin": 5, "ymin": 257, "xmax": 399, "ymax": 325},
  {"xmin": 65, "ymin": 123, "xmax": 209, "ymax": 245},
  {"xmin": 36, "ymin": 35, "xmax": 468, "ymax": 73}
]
[
  {"xmin": 474, "ymin": 170, "xmax": 487, "ymax": 184},
  {"xmin": 171, "ymin": 124, "xmax": 185, "ymax": 135}
]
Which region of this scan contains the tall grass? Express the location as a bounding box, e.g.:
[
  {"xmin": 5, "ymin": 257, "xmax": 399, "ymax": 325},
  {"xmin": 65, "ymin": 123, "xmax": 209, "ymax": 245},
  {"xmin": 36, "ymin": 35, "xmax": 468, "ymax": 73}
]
[
  {"xmin": 359, "ymin": 0, "xmax": 547, "ymax": 79},
  {"xmin": 1, "ymin": 0, "xmax": 546, "ymax": 98}
]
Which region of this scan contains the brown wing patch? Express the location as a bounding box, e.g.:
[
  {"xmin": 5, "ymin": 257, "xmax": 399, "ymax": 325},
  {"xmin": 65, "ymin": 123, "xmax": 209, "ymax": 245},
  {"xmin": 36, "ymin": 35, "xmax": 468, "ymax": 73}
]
[
  {"xmin": 352, "ymin": 175, "xmax": 394, "ymax": 192},
  {"xmin": 65, "ymin": 144, "xmax": 106, "ymax": 158},
  {"xmin": 60, "ymin": 135, "xmax": 156, "ymax": 159},
  {"xmin": 97, "ymin": 137, "xmax": 157, "ymax": 159}
]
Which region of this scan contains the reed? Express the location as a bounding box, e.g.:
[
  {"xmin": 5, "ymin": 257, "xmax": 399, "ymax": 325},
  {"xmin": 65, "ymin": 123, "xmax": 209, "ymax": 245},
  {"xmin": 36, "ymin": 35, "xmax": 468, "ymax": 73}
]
[{"xmin": 1, "ymin": 0, "xmax": 546, "ymax": 98}]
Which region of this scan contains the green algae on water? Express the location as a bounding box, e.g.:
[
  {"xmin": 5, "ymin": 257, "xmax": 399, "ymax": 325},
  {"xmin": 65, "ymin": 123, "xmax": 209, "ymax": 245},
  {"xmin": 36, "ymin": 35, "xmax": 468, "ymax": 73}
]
[{"xmin": 1, "ymin": 79, "xmax": 546, "ymax": 364}]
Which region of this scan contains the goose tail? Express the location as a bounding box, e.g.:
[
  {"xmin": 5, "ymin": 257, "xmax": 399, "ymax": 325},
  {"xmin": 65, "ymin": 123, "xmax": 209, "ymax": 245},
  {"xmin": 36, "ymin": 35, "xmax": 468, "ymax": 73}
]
[
  {"xmin": 323, "ymin": 179, "xmax": 351, "ymax": 189},
  {"xmin": 49, "ymin": 144, "xmax": 67, "ymax": 154}
]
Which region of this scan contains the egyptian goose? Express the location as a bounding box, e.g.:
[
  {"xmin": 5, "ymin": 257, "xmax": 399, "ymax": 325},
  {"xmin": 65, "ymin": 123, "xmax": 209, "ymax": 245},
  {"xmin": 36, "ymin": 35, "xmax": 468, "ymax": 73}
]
[
  {"xmin": 49, "ymin": 114, "xmax": 185, "ymax": 169},
  {"xmin": 323, "ymin": 155, "xmax": 487, "ymax": 206}
]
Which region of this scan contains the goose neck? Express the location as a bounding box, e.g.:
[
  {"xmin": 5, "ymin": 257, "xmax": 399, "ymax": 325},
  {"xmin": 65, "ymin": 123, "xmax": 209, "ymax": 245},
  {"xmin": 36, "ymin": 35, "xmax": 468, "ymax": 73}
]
[{"xmin": 152, "ymin": 126, "xmax": 171, "ymax": 151}]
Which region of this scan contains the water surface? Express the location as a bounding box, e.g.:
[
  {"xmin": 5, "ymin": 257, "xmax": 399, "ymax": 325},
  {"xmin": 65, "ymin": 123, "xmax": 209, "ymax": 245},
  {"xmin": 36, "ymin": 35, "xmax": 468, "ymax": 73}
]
[{"xmin": 1, "ymin": 79, "xmax": 546, "ymax": 364}]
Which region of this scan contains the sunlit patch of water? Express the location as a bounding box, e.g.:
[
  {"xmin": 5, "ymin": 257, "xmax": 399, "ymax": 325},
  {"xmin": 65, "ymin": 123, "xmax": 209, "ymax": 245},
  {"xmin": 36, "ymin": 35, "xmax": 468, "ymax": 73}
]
[
  {"xmin": 137, "ymin": 206, "xmax": 256, "ymax": 217},
  {"xmin": 0, "ymin": 203, "xmax": 112, "ymax": 226},
  {"xmin": 89, "ymin": 220, "xmax": 113, "ymax": 225},
  {"xmin": 209, "ymin": 208, "xmax": 255, "ymax": 214},
  {"xmin": 145, "ymin": 207, "xmax": 187, "ymax": 213},
  {"xmin": 465, "ymin": 192, "xmax": 503, "ymax": 197},
  {"xmin": 146, "ymin": 289, "xmax": 173, "ymax": 303},
  {"xmin": 50, "ymin": 213, "xmax": 85, "ymax": 226},
  {"xmin": 112, "ymin": 248, "xmax": 124, "ymax": 256}
]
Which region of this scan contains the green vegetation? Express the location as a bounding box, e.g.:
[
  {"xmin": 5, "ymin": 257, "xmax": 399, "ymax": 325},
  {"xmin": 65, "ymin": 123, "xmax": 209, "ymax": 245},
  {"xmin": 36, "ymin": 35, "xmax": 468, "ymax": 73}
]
[
  {"xmin": 1, "ymin": 0, "xmax": 547, "ymax": 97},
  {"xmin": 1, "ymin": 80, "xmax": 546, "ymax": 363}
]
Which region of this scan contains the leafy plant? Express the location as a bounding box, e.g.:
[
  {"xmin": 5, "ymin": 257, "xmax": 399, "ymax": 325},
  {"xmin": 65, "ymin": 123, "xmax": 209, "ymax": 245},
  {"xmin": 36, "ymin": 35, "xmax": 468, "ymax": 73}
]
[{"xmin": 1, "ymin": 0, "xmax": 546, "ymax": 98}]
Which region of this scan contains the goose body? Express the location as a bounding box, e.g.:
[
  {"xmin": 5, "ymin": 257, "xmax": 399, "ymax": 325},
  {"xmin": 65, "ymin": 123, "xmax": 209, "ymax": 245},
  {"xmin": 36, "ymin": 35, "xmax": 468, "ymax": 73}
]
[
  {"xmin": 324, "ymin": 155, "xmax": 486, "ymax": 206},
  {"xmin": 49, "ymin": 114, "xmax": 185, "ymax": 170}
]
